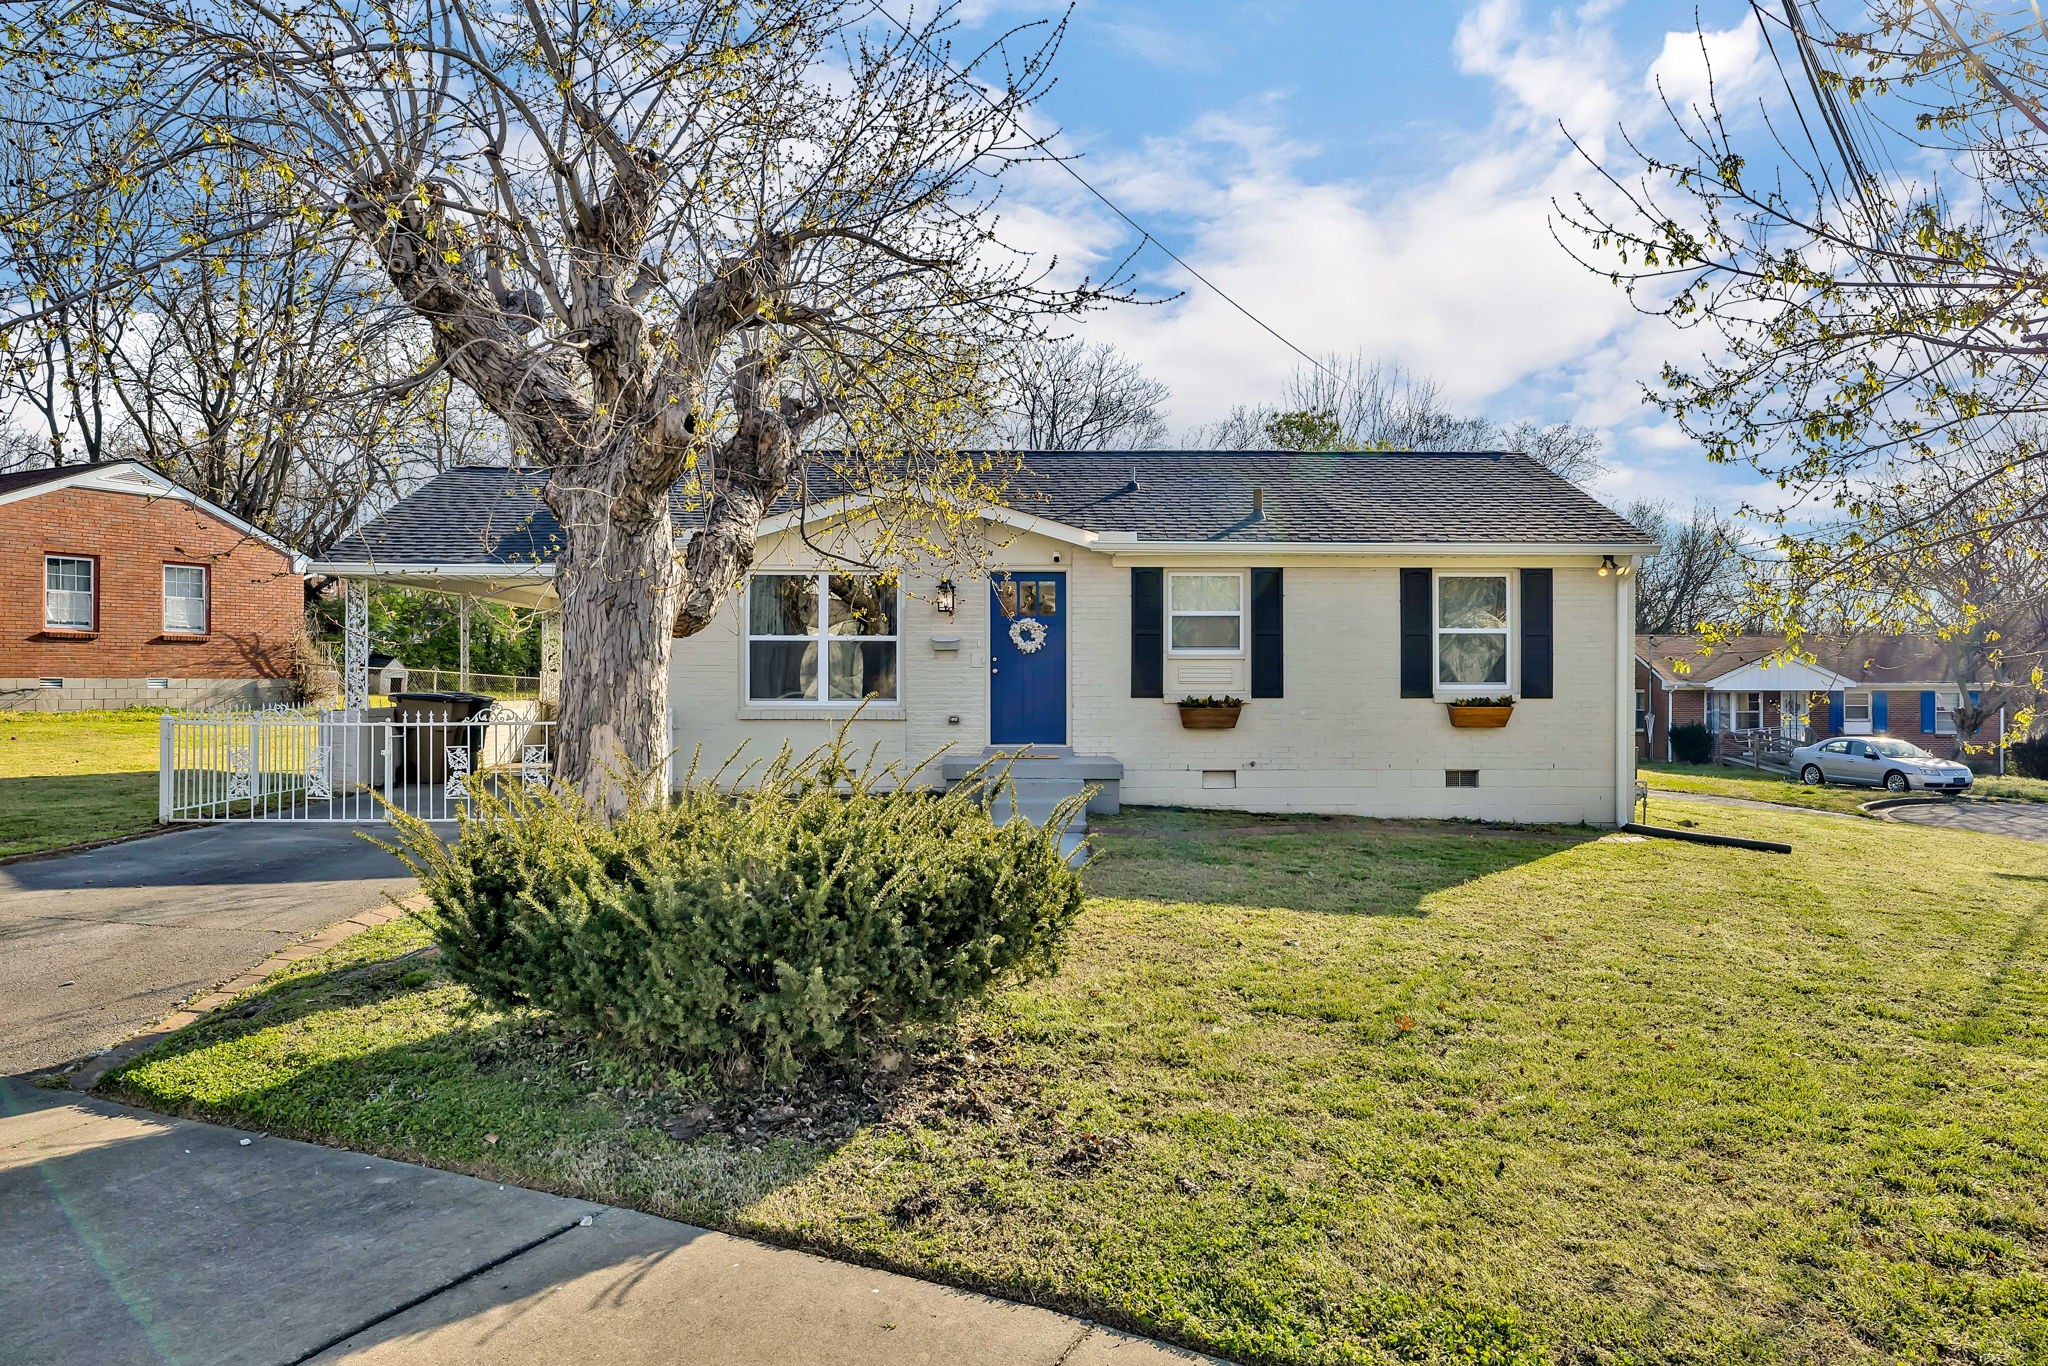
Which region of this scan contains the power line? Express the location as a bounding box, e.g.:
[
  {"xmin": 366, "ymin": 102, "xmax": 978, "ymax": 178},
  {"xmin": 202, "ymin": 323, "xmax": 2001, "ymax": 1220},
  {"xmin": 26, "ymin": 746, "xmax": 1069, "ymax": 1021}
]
[{"xmin": 866, "ymin": 2, "xmax": 1335, "ymax": 381}]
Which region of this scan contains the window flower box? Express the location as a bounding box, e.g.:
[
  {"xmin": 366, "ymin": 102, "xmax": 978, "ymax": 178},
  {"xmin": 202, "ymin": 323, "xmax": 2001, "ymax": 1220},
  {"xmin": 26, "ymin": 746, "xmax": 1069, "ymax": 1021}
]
[
  {"xmin": 1446, "ymin": 696, "xmax": 1514, "ymax": 729},
  {"xmin": 1178, "ymin": 695, "xmax": 1243, "ymax": 730}
]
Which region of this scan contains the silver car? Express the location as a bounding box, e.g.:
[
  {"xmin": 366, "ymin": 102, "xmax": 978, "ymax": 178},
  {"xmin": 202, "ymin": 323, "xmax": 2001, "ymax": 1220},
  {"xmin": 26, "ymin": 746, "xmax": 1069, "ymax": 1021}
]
[{"xmin": 1792, "ymin": 736, "xmax": 1975, "ymax": 794}]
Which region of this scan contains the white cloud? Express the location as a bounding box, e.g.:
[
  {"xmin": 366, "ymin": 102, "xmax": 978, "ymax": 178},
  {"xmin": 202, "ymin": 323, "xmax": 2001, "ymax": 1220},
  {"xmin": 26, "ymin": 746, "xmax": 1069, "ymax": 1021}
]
[
  {"xmin": 985, "ymin": 0, "xmax": 1781, "ymax": 513},
  {"xmin": 1643, "ymin": 17, "xmax": 1766, "ymax": 111}
]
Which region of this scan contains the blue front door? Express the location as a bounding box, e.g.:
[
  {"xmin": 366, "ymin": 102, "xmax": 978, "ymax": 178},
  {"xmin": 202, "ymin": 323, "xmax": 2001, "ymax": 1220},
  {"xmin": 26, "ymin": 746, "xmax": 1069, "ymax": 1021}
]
[{"xmin": 990, "ymin": 572, "xmax": 1067, "ymax": 746}]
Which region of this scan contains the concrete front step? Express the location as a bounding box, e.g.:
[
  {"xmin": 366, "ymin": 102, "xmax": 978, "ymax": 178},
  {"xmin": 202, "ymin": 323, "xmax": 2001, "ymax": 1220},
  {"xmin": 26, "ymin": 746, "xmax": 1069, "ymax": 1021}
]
[{"xmin": 940, "ymin": 749, "xmax": 1124, "ymax": 816}]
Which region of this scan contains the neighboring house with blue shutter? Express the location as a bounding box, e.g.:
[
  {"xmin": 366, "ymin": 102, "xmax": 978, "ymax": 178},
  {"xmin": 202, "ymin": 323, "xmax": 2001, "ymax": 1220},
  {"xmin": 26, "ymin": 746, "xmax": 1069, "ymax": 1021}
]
[
  {"xmin": 1635, "ymin": 633, "xmax": 2008, "ymax": 763},
  {"xmin": 314, "ymin": 451, "xmax": 1655, "ymax": 824}
]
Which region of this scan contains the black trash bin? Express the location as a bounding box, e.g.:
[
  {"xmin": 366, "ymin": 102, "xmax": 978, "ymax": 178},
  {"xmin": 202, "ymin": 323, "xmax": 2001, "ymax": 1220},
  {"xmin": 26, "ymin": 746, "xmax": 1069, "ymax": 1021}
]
[{"xmin": 390, "ymin": 691, "xmax": 495, "ymax": 785}]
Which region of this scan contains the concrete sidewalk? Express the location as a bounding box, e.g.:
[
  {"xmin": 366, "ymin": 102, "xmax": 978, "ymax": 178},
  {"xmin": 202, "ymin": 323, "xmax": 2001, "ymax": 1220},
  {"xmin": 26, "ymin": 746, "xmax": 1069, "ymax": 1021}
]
[{"xmin": 0, "ymin": 1080, "xmax": 1219, "ymax": 1366}]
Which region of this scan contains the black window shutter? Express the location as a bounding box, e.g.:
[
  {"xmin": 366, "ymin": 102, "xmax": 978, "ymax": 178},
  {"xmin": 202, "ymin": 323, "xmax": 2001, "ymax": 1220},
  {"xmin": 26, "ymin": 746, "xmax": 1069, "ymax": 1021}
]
[
  {"xmin": 1131, "ymin": 567, "xmax": 1163, "ymax": 698},
  {"xmin": 1520, "ymin": 568, "xmax": 1554, "ymax": 699},
  {"xmin": 1399, "ymin": 568, "xmax": 1432, "ymax": 698},
  {"xmin": 1250, "ymin": 568, "xmax": 1283, "ymax": 698}
]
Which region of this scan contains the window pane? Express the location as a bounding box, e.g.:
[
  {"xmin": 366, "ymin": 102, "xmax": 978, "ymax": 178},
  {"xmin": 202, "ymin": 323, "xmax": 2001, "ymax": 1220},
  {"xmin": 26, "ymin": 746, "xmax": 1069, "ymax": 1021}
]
[
  {"xmin": 827, "ymin": 576, "xmax": 896, "ymax": 636},
  {"xmin": 45, "ymin": 558, "xmax": 92, "ymax": 628},
  {"xmin": 748, "ymin": 575, "xmax": 817, "ymax": 636},
  {"xmin": 1437, "ymin": 632, "xmax": 1507, "ymax": 686},
  {"xmin": 748, "ymin": 641, "xmax": 818, "ymax": 700},
  {"xmin": 1020, "ymin": 579, "xmax": 1057, "ymax": 615},
  {"xmin": 828, "ymin": 641, "xmax": 898, "ymax": 701},
  {"xmin": 1171, "ymin": 615, "xmax": 1242, "ymax": 651},
  {"xmin": 1438, "ymin": 576, "xmax": 1507, "ymax": 629},
  {"xmin": 1170, "ymin": 574, "xmax": 1239, "ymax": 612},
  {"xmin": 165, "ymin": 566, "xmax": 206, "ymax": 632}
]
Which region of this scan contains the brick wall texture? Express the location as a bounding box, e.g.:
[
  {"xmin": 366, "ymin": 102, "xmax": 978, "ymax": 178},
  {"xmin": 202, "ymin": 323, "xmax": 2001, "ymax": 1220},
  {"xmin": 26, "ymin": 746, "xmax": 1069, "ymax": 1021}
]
[
  {"xmin": 669, "ymin": 525, "xmax": 1632, "ymax": 825},
  {"xmin": 1, "ymin": 487, "xmax": 303, "ymax": 710}
]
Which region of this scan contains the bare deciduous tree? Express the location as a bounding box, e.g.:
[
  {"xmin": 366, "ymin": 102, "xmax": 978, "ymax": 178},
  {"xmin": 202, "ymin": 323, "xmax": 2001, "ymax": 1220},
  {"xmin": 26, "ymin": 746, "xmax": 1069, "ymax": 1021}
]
[
  {"xmin": 1187, "ymin": 352, "xmax": 1604, "ymax": 481},
  {"xmin": 1623, "ymin": 499, "xmax": 1746, "ymax": 636},
  {"xmin": 1000, "ymin": 338, "xmax": 1167, "ymax": 450},
  {"xmin": 10, "ymin": 1, "xmax": 1126, "ymax": 805},
  {"xmin": 1558, "ymin": 3, "xmax": 2048, "ymax": 705}
]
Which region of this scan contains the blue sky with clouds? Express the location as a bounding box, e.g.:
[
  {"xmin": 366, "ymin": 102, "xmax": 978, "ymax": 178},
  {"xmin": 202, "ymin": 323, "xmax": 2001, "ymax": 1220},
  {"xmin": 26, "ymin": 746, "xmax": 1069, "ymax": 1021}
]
[{"xmin": 948, "ymin": 0, "xmax": 1773, "ymax": 510}]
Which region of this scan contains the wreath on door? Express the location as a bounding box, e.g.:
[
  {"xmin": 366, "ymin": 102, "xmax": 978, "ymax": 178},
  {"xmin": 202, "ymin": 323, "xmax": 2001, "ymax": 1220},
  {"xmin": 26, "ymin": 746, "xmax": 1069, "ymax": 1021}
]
[{"xmin": 1008, "ymin": 617, "xmax": 1049, "ymax": 654}]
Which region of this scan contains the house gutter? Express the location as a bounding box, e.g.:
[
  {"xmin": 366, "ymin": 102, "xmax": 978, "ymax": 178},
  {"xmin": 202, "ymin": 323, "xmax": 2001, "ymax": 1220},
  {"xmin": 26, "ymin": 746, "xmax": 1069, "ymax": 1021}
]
[{"xmin": 307, "ymin": 562, "xmax": 558, "ymax": 578}]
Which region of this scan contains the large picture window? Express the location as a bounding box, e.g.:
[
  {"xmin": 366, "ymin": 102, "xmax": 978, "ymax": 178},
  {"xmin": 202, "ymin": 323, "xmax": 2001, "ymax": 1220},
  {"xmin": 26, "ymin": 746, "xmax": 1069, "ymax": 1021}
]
[
  {"xmin": 1434, "ymin": 574, "xmax": 1509, "ymax": 689},
  {"xmin": 746, "ymin": 573, "xmax": 899, "ymax": 704},
  {"xmin": 44, "ymin": 555, "xmax": 95, "ymax": 630},
  {"xmin": 163, "ymin": 564, "xmax": 209, "ymax": 634},
  {"xmin": 1167, "ymin": 572, "xmax": 1243, "ymax": 654}
]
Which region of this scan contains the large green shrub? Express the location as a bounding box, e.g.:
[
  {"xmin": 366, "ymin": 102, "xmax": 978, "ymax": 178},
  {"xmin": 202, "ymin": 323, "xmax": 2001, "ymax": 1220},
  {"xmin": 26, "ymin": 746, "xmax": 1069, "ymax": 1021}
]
[
  {"xmin": 391, "ymin": 746, "xmax": 1086, "ymax": 1084},
  {"xmin": 2013, "ymin": 737, "xmax": 2048, "ymax": 780},
  {"xmin": 1668, "ymin": 722, "xmax": 1714, "ymax": 765}
]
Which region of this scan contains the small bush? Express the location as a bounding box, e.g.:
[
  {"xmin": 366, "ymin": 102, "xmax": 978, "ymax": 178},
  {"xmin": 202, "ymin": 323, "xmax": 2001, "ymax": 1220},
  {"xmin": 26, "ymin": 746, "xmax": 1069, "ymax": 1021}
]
[
  {"xmin": 1669, "ymin": 723, "xmax": 1714, "ymax": 765},
  {"xmin": 391, "ymin": 744, "xmax": 1085, "ymax": 1084}
]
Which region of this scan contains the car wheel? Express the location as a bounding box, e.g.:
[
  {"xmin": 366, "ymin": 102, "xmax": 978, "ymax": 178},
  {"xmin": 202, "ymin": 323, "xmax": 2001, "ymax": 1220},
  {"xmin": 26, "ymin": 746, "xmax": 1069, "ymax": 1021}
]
[
  {"xmin": 1800, "ymin": 764, "xmax": 1825, "ymax": 786},
  {"xmin": 1884, "ymin": 770, "xmax": 1911, "ymax": 794}
]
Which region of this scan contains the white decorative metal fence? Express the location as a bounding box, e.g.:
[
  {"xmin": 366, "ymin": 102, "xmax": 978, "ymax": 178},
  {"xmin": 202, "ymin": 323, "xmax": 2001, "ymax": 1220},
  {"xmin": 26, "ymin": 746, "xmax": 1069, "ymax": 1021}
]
[{"xmin": 160, "ymin": 703, "xmax": 555, "ymax": 823}]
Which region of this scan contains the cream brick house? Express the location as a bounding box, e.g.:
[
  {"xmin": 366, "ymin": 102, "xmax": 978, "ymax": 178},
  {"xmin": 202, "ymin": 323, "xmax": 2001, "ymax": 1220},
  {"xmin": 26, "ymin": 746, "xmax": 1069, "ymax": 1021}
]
[{"xmin": 316, "ymin": 452, "xmax": 1656, "ymax": 826}]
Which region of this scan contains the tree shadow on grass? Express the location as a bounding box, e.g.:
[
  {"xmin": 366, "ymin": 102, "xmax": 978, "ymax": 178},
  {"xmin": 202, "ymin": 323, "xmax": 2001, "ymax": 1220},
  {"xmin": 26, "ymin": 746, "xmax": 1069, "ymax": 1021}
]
[
  {"xmin": 94, "ymin": 949, "xmax": 865, "ymax": 1229},
  {"xmin": 1084, "ymin": 807, "xmax": 1606, "ymax": 919},
  {"xmin": 0, "ymin": 773, "xmax": 156, "ymax": 857}
]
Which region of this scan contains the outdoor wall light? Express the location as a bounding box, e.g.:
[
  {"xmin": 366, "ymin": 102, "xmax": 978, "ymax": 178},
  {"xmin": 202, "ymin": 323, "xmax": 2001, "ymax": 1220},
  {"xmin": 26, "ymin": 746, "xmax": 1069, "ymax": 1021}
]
[
  {"xmin": 1599, "ymin": 555, "xmax": 1624, "ymax": 577},
  {"xmin": 935, "ymin": 578, "xmax": 957, "ymax": 616}
]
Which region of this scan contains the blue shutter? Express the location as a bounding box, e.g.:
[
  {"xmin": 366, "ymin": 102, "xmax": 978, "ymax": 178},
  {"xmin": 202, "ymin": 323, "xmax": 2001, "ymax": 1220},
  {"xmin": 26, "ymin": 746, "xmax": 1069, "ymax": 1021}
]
[
  {"xmin": 1399, "ymin": 569, "xmax": 1432, "ymax": 698},
  {"xmin": 1249, "ymin": 568, "xmax": 1283, "ymax": 698},
  {"xmin": 1920, "ymin": 691, "xmax": 1936, "ymax": 732},
  {"xmin": 1130, "ymin": 569, "xmax": 1163, "ymax": 698},
  {"xmin": 1873, "ymin": 691, "xmax": 1889, "ymax": 732},
  {"xmin": 1828, "ymin": 692, "xmax": 1843, "ymax": 731},
  {"xmin": 1519, "ymin": 569, "xmax": 1553, "ymax": 698}
]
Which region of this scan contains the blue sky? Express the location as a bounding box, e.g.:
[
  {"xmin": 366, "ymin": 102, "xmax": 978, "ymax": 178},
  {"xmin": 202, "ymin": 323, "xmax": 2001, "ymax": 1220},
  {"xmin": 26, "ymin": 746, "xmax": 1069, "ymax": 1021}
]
[{"xmin": 947, "ymin": 0, "xmax": 1771, "ymax": 510}]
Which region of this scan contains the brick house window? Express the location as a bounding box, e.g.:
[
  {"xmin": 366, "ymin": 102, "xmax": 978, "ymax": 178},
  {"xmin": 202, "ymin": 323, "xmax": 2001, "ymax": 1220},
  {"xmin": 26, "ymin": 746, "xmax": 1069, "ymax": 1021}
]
[
  {"xmin": 1434, "ymin": 573, "xmax": 1511, "ymax": 690},
  {"xmin": 1932, "ymin": 689, "xmax": 1961, "ymax": 736},
  {"xmin": 164, "ymin": 564, "xmax": 210, "ymax": 634},
  {"xmin": 1843, "ymin": 690, "xmax": 1872, "ymax": 734},
  {"xmin": 1166, "ymin": 572, "xmax": 1244, "ymax": 655},
  {"xmin": 44, "ymin": 556, "xmax": 95, "ymax": 630}
]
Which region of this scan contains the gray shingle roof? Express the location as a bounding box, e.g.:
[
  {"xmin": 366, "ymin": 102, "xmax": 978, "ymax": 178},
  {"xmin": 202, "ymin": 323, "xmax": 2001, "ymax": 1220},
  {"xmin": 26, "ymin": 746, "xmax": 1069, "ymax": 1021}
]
[{"xmin": 319, "ymin": 451, "xmax": 1652, "ymax": 565}]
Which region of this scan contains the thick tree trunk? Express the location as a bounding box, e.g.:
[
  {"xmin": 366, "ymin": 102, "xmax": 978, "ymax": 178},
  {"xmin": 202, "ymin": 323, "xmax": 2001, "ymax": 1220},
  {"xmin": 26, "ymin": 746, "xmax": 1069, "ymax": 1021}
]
[{"xmin": 547, "ymin": 477, "xmax": 682, "ymax": 814}]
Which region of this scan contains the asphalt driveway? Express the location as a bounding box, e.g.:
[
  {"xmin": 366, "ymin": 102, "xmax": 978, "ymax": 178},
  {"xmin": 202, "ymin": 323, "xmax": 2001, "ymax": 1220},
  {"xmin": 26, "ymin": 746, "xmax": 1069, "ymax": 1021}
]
[
  {"xmin": 0, "ymin": 825, "xmax": 414, "ymax": 1077},
  {"xmin": 1884, "ymin": 801, "xmax": 2048, "ymax": 842}
]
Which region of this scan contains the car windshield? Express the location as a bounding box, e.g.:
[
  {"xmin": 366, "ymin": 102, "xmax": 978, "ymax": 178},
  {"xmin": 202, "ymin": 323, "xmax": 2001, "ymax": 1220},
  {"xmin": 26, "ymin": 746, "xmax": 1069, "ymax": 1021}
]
[{"xmin": 1870, "ymin": 739, "xmax": 1932, "ymax": 759}]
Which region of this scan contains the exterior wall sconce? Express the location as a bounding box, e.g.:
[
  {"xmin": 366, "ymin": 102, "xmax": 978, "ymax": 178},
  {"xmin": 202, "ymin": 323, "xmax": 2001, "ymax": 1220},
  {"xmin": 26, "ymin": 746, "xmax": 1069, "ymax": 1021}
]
[
  {"xmin": 935, "ymin": 578, "xmax": 957, "ymax": 616},
  {"xmin": 1598, "ymin": 555, "xmax": 1630, "ymax": 578}
]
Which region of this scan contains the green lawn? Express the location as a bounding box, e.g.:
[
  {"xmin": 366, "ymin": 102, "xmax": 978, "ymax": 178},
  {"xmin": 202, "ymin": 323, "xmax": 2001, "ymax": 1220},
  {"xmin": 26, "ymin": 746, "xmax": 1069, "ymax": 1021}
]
[
  {"xmin": 101, "ymin": 802, "xmax": 2048, "ymax": 1364},
  {"xmin": 1641, "ymin": 759, "xmax": 2048, "ymax": 816},
  {"xmin": 0, "ymin": 709, "xmax": 164, "ymax": 857}
]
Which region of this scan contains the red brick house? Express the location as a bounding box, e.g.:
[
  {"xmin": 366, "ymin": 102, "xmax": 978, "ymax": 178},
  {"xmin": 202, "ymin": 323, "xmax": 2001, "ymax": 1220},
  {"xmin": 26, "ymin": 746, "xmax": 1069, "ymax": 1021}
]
[
  {"xmin": 1636, "ymin": 633, "xmax": 2006, "ymax": 764},
  {"xmin": 0, "ymin": 461, "xmax": 306, "ymax": 710}
]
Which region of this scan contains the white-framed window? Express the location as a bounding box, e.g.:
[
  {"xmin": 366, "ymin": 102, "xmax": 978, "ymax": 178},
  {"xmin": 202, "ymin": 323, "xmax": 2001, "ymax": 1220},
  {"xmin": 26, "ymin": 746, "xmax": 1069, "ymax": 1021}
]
[
  {"xmin": 163, "ymin": 564, "xmax": 209, "ymax": 634},
  {"xmin": 44, "ymin": 555, "xmax": 95, "ymax": 630},
  {"xmin": 745, "ymin": 572, "xmax": 899, "ymax": 704},
  {"xmin": 1635, "ymin": 688, "xmax": 1649, "ymax": 732},
  {"xmin": 1434, "ymin": 573, "xmax": 1511, "ymax": 691},
  {"xmin": 1932, "ymin": 689, "xmax": 1961, "ymax": 736},
  {"xmin": 1166, "ymin": 572, "xmax": 1244, "ymax": 655},
  {"xmin": 1843, "ymin": 689, "xmax": 1872, "ymax": 734},
  {"xmin": 1736, "ymin": 691, "xmax": 1764, "ymax": 731}
]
